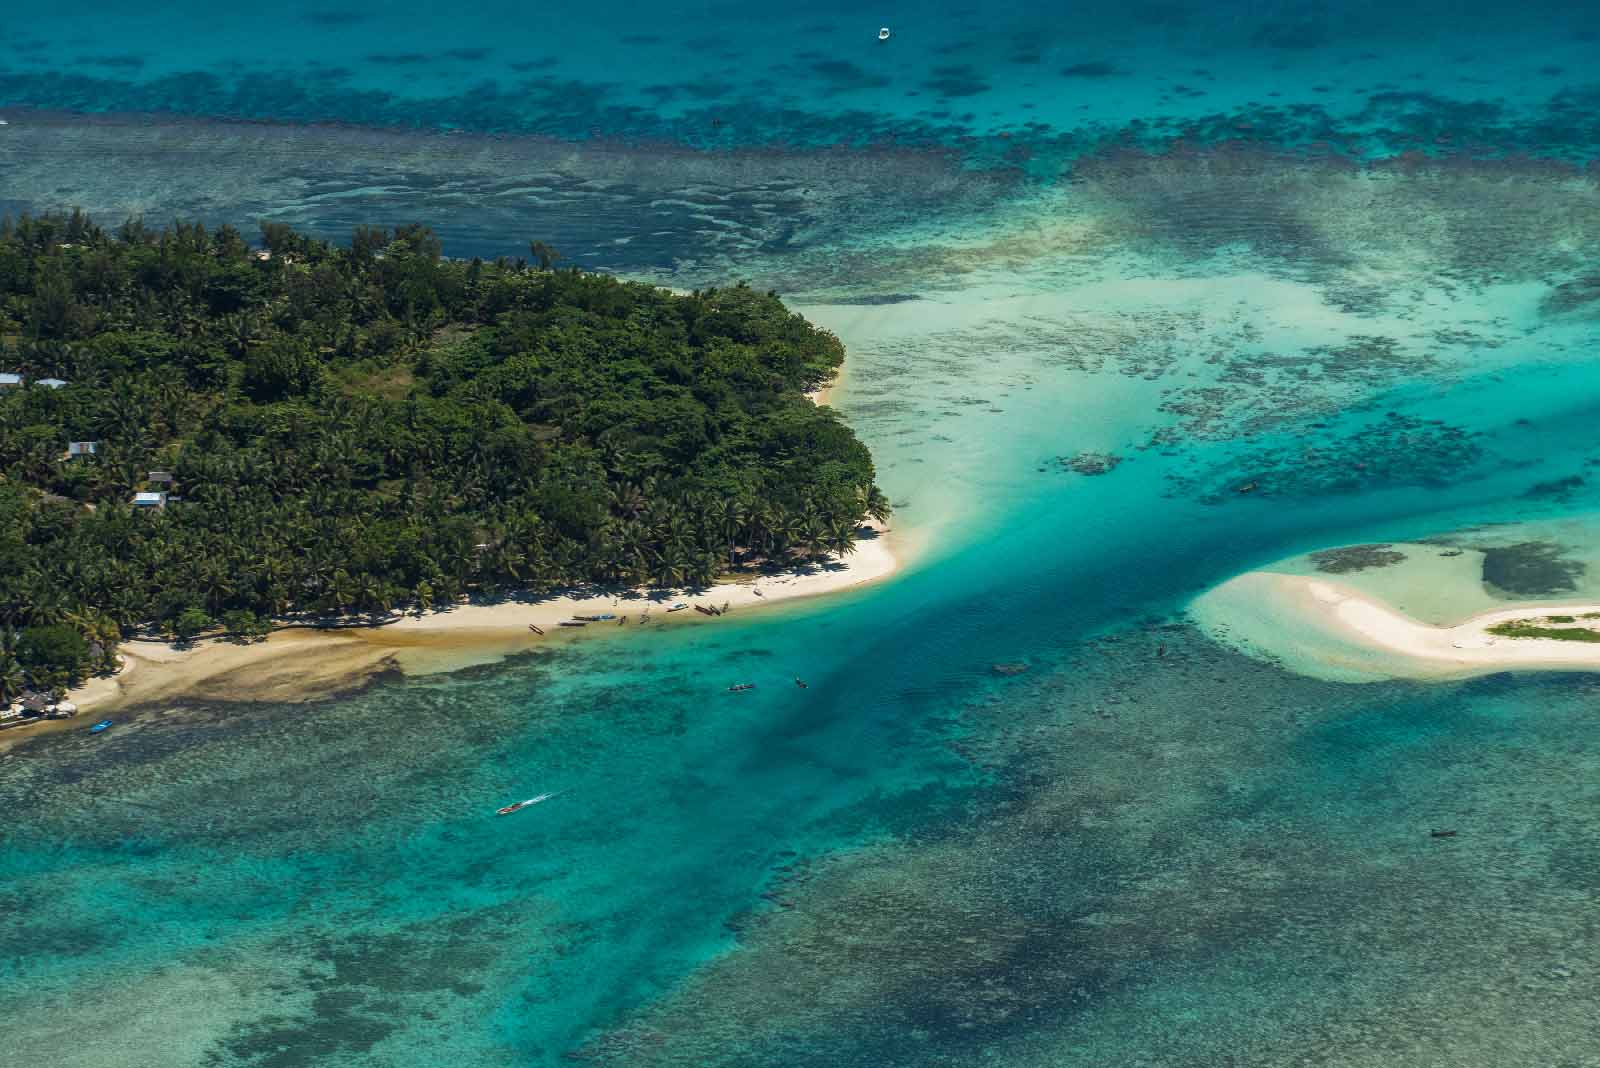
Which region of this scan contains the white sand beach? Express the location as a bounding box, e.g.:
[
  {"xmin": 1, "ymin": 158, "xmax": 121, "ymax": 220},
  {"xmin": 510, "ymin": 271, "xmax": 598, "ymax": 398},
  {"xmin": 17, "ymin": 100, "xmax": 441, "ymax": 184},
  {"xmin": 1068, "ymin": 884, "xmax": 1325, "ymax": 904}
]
[
  {"xmin": 0, "ymin": 524, "xmax": 903, "ymax": 748},
  {"xmin": 1193, "ymin": 570, "xmax": 1600, "ymax": 682}
]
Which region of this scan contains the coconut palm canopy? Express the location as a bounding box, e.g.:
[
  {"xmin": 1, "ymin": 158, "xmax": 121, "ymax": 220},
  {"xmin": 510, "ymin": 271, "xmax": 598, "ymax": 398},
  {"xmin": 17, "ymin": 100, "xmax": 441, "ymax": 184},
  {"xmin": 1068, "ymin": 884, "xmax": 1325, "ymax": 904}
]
[{"xmin": 0, "ymin": 213, "xmax": 888, "ymax": 689}]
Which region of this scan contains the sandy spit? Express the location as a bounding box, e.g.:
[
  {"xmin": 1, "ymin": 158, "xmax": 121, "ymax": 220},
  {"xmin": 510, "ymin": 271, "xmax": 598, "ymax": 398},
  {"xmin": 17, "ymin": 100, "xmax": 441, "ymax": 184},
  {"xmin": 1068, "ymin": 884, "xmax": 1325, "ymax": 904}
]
[{"xmin": 1202, "ymin": 570, "xmax": 1600, "ymax": 681}]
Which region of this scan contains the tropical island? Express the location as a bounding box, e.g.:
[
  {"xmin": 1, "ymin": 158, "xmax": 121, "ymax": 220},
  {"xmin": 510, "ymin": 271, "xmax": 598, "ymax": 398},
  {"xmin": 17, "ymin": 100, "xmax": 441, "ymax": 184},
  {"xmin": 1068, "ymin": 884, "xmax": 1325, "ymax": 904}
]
[{"xmin": 0, "ymin": 212, "xmax": 891, "ymax": 720}]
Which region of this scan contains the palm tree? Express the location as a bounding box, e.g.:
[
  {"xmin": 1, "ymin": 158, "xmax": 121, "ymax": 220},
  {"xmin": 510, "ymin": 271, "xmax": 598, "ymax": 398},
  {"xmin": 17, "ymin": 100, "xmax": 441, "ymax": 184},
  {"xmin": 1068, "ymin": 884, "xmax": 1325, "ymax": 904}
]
[
  {"xmin": 328, "ymin": 569, "xmax": 358, "ymax": 614},
  {"xmin": 25, "ymin": 585, "xmax": 72, "ymax": 627},
  {"xmin": 799, "ymin": 518, "xmax": 829, "ymax": 563},
  {"xmin": 690, "ymin": 551, "xmax": 720, "ymax": 587},
  {"xmin": 198, "ymin": 567, "xmax": 236, "ymax": 614},
  {"xmin": 653, "ymin": 546, "xmax": 689, "ymax": 589},
  {"xmin": 827, "ymin": 516, "xmax": 858, "ymax": 559},
  {"xmin": 492, "ymin": 544, "xmax": 526, "ymax": 583},
  {"xmin": 705, "ymin": 497, "xmax": 745, "ymax": 569},
  {"xmin": 0, "ymin": 656, "xmax": 25, "ymax": 704},
  {"xmin": 528, "ymin": 241, "xmax": 562, "ymax": 271},
  {"xmin": 864, "ymin": 486, "xmax": 892, "ymax": 524},
  {"xmin": 766, "ymin": 511, "xmax": 801, "ymax": 562},
  {"xmin": 607, "ymin": 481, "xmax": 647, "ymax": 520},
  {"xmin": 357, "ymin": 574, "xmax": 390, "ymax": 614}
]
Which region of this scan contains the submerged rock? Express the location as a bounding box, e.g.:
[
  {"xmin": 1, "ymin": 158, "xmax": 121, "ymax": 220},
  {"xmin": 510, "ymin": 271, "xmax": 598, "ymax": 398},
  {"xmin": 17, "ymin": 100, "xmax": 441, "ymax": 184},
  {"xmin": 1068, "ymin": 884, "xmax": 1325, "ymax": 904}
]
[{"xmin": 1059, "ymin": 451, "xmax": 1124, "ymax": 476}]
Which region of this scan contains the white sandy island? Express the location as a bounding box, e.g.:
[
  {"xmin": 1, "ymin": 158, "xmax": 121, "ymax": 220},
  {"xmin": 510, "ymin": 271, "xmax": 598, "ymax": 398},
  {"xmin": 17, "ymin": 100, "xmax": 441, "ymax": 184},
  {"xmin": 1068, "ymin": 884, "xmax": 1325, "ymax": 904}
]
[
  {"xmin": 0, "ymin": 523, "xmax": 903, "ymax": 750},
  {"xmin": 1193, "ymin": 570, "xmax": 1600, "ymax": 682}
]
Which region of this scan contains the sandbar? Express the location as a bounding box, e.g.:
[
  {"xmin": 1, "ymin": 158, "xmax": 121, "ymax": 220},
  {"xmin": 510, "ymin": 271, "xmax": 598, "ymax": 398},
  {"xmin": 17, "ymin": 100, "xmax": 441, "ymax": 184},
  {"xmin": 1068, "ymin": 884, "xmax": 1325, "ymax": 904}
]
[{"xmin": 1194, "ymin": 570, "xmax": 1600, "ymax": 682}]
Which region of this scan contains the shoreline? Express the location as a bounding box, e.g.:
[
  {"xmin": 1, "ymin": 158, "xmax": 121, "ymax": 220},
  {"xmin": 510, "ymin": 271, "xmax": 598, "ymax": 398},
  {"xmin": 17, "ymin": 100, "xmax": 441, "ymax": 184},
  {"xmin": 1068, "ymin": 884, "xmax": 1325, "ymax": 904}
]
[
  {"xmin": 4, "ymin": 523, "xmax": 905, "ymax": 750},
  {"xmin": 1194, "ymin": 570, "xmax": 1600, "ymax": 682}
]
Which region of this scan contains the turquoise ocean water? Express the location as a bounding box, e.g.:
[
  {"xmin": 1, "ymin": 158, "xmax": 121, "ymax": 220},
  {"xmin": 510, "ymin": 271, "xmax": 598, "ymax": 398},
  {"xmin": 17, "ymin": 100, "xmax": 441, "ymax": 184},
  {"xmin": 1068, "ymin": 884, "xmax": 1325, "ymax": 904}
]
[{"xmin": 7, "ymin": 3, "xmax": 1600, "ymax": 1064}]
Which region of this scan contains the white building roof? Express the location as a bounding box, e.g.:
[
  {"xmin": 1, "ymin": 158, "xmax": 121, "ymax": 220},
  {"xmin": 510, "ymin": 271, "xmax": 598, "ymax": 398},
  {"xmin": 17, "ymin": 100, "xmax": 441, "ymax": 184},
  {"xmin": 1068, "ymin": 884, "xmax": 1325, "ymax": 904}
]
[
  {"xmin": 36, "ymin": 378, "xmax": 67, "ymax": 388},
  {"xmin": 0, "ymin": 373, "xmax": 20, "ymax": 386},
  {"xmin": 133, "ymin": 491, "xmax": 167, "ymax": 505}
]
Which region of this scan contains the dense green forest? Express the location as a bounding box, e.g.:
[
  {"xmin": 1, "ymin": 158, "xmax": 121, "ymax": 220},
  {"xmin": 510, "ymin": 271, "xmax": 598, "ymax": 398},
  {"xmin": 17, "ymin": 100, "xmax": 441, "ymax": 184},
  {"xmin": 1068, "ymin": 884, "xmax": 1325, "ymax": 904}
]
[{"xmin": 0, "ymin": 212, "xmax": 887, "ymax": 697}]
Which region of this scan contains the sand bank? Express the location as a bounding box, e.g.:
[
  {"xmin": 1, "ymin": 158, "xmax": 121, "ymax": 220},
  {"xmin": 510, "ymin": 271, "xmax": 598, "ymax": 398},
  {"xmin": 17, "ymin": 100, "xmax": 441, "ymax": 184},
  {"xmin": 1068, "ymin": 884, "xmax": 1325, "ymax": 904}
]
[
  {"xmin": 1193, "ymin": 570, "xmax": 1600, "ymax": 682},
  {"xmin": 0, "ymin": 525, "xmax": 902, "ymax": 748}
]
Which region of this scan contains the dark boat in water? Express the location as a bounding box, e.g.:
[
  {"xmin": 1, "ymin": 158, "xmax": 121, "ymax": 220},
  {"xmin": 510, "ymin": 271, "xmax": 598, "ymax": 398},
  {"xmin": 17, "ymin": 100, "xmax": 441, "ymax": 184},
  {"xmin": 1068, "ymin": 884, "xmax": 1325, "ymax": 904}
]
[
  {"xmin": 728, "ymin": 683, "xmax": 756, "ymax": 693},
  {"xmin": 495, "ymin": 790, "xmax": 561, "ymax": 816}
]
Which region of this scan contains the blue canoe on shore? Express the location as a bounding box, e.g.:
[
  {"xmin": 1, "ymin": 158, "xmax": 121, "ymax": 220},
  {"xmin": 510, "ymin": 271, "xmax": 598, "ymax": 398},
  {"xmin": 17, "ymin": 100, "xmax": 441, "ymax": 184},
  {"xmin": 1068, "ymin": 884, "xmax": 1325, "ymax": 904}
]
[{"xmin": 89, "ymin": 719, "xmax": 112, "ymax": 734}]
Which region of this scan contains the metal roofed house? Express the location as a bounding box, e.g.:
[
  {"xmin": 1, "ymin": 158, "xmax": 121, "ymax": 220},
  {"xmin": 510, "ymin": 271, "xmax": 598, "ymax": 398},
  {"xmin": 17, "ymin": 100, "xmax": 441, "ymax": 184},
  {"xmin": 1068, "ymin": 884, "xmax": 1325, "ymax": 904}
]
[
  {"xmin": 147, "ymin": 470, "xmax": 174, "ymax": 484},
  {"xmin": 0, "ymin": 372, "xmax": 20, "ymax": 387},
  {"xmin": 132, "ymin": 491, "xmax": 168, "ymax": 509},
  {"xmin": 35, "ymin": 377, "xmax": 67, "ymax": 389},
  {"xmin": 65, "ymin": 441, "xmax": 98, "ymax": 458}
]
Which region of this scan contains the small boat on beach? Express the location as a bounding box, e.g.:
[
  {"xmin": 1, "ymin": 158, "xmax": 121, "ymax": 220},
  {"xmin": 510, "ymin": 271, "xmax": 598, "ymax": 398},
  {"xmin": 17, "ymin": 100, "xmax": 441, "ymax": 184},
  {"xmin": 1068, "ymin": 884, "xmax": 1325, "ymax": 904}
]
[
  {"xmin": 728, "ymin": 683, "xmax": 756, "ymax": 693},
  {"xmin": 495, "ymin": 790, "xmax": 562, "ymax": 816},
  {"xmin": 559, "ymin": 620, "xmax": 588, "ymax": 627},
  {"xmin": 89, "ymin": 720, "xmax": 112, "ymax": 734},
  {"xmin": 667, "ymin": 603, "xmax": 688, "ymax": 612},
  {"xmin": 695, "ymin": 604, "xmax": 715, "ymax": 616},
  {"xmin": 528, "ymin": 623, "xmax": 545, "ymax": 634}
]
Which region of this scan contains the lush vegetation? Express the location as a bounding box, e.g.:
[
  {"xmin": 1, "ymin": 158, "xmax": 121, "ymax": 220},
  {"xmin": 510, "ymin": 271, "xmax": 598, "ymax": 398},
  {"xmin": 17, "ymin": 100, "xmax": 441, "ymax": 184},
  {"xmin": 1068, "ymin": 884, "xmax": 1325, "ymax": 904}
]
[
  {"xmin": 1486, "ymin": 620, "xmax": 1600, "ymax": 642},
  {"xmin": 0, "ymin": 212, "xmax": 887, "ymax": 697}
]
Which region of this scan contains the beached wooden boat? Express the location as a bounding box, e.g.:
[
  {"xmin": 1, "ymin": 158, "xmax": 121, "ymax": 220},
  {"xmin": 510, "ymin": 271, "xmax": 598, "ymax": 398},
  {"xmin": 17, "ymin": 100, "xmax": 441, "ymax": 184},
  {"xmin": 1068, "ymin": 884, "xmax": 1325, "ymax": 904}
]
[
  {"xmin": 528, "ymin": 624, "xmax": 545, "ymax": 635},
  {"xmin": 667, "ymin": 603, "xmax": 688, "ymax": 612},
  {"xmin": 694, "ymin": 604, "xmax": 715, "ymax": 616},
  {"xmin": 559, "ymin": 620, "xmax": 588, "ymax": 627}
]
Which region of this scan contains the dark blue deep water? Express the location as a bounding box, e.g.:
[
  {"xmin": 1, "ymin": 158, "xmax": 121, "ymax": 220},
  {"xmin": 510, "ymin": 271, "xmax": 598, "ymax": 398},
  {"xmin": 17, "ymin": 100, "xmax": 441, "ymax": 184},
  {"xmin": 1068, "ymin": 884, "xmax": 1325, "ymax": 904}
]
[{"xmin": 6, "ymin": 3, "xmax": 1600, "ymax": 1065}]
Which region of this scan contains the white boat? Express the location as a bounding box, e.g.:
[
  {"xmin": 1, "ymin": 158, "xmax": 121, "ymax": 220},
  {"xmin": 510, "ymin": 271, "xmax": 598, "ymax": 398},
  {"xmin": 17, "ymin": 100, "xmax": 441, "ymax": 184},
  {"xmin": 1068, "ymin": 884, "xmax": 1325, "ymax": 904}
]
[{"xmin": 666, "ymin": 602, "xmax": 688, "ymax": 612}]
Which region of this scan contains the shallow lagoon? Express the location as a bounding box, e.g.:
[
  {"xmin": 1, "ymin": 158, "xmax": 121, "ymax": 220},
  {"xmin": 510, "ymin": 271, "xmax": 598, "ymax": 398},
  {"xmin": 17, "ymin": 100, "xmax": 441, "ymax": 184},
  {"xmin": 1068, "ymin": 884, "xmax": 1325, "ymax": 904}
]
[{"xmin": 7, "ymin": 1, "xmax": 1600, "ymax": 1065}]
